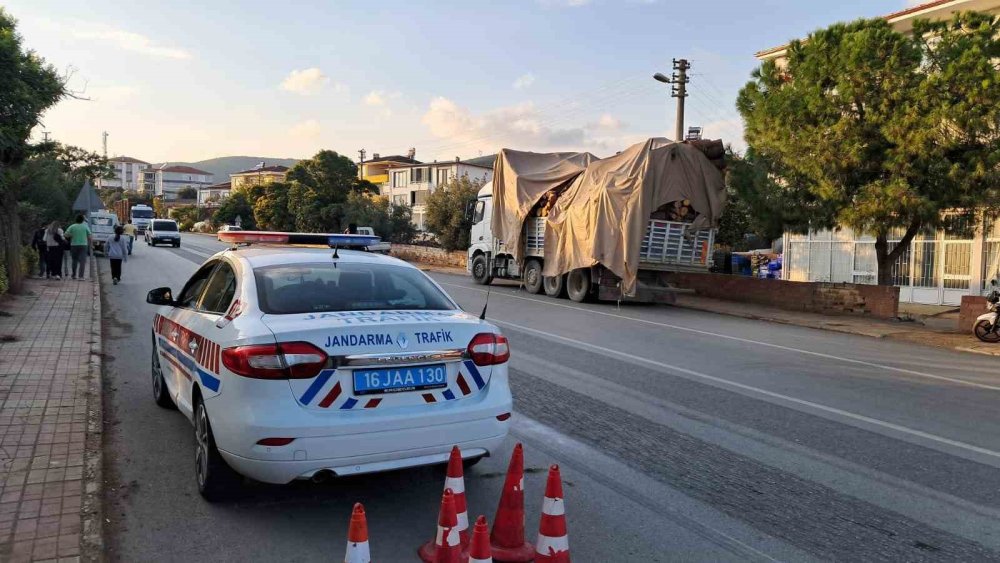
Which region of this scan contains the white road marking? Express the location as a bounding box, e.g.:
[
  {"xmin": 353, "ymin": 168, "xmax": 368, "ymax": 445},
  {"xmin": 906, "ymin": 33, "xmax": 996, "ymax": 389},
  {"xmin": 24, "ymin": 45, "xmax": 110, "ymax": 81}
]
[
  {"xmin": 437, "ymin": 280, "xmax": 1000, "ymax": 392},
  {"xmin": 496, "ymin": 318, "xmax": 1000, "ymax": 463}
]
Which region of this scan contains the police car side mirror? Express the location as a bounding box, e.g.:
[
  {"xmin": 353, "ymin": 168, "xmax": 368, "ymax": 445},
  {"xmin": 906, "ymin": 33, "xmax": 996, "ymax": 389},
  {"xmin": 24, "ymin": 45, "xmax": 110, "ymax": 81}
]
[{"xmin": 146, "ymin": 287, "xmax": 175, "ymax": 306}]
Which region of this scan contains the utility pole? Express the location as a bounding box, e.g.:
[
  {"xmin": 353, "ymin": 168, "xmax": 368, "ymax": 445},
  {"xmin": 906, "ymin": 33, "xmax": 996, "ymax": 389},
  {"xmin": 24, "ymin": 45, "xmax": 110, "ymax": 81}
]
[
  {"xmin": 102, "ymin": 131, "xmax": 109, "ymax": 158},
  {"xmin": 671, "ymin": 59, "xmax": 690, "ymax": 143},
  {"xmin": 41, "ymin": 131, "xmax": 50, "ymax": 142},
  {"xmin": 357, "ymin": 148, "xmax": 366, "ymax": 180}
]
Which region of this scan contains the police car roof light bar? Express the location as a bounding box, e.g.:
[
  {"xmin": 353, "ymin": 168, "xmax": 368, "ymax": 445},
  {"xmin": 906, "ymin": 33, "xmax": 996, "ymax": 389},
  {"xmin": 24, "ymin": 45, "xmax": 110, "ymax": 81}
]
[{"xmin": 218, "ymin": 231, "xmax": 381, "ymax": 250}]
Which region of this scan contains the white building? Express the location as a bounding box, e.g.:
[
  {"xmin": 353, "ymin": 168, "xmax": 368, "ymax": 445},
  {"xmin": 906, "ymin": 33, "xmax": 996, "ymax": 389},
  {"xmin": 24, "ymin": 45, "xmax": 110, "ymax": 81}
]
[
  {"xmin": 198, "ymin": 181, "xmax": 231, "ymax": 208},
  {"xmin": 99, "ymin": 156, "xmax": 149, "ymax": 191},
  {"xmin": 139, "ymin": 165, "xmax": 214, "ymax": 200},
  {"xmin": 361, "ymin": 152, "xmax": 494, "ymax": 230}
]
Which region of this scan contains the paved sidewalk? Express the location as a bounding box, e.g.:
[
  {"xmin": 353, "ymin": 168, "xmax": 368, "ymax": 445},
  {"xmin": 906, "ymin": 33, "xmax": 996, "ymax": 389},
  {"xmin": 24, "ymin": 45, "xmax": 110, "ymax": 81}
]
[{"xmin": 0, "ymin": 260, "xmax": 103, "ymax": 562}]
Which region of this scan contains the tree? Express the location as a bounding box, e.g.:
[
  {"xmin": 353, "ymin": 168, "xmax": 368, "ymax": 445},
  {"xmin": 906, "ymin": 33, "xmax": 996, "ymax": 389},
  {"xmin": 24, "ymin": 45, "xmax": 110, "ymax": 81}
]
[
  {"xmin": 213, "ymin": 191, "xmax": 256, "ymax": 229},
  {"xmin": 0, "ymin": 8, "xmax": 67, "ymax": 292},
  {"xmin": 285, "ymin": 150, "xmax": 376, "ymax": 232},
  {"xmin": 177, "ymin": 186, "xmax": 198, "ymax": 200},
  {"xmin": 170, "ymin": 205, "xmax": 200, "ymax": 231},
  {"xmin": 252, "ymin": 181, "xmax": 296, "ymax": 232},
  {"xmin": 737, "ymin": 13, "xmax": 1000, "ymax": 285},
  {"xmin": 425, "ymin": 175, "xmax": 479, "ymax": 251}
]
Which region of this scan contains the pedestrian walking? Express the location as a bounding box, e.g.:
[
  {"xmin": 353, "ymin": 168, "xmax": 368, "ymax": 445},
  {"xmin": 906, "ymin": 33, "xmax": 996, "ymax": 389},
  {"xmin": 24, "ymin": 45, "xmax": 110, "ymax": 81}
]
[
  {"xmin": 106, "ymin": 225, "xmax": 129, "ymax": 285},
  {"xmin": 122, "ymin": 220, "xmax": 137, "ymax": 255},
  {"xmin": 31, "ymin": 225, "xmax": 48, "ymax": 277},
  {"xmin": 64, "ymin": 214, "xmax": 92, "ymax": 280},
  {"xmin": 43, "ymin": 221, "xmax": 65, "ymax": 280}
]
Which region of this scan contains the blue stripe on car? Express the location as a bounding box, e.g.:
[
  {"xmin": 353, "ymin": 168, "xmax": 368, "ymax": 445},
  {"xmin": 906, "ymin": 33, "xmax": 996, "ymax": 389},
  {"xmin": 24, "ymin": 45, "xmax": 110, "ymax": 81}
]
[
  {"xmin": 299, "ymin": 370, "xmax": 333, "ymax": 404},
  {"xmin": 158, "ymin": 337, "xmax": 221, "ymax": 392},
  {"xmin": 463, "ymin": 360, "xmax": 485, "ymax": 389},
  {"xmin": 340, "ymin": 398, "xmax": 358, "ymax": 410},
  {"xmin": 442, "ymin": 389, "xmax": 455, "ymax": 401}
]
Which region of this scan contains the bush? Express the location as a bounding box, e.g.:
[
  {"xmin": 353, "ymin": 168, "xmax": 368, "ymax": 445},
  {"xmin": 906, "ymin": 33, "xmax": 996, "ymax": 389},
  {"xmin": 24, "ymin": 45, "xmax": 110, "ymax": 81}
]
[
  {"xmin": 20, "ymin": 245, "xmax": 38, "ymax": 277},
  {"xmin": 0, "ymin": 261, "xmax": 7, "ymax": 297}
]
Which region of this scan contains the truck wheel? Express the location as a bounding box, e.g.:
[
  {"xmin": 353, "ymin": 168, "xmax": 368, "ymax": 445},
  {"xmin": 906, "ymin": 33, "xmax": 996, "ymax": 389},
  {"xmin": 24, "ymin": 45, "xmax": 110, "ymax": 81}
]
[
  {"xmin": 566, "ymin": 268, "xmax": 593, "ymax": 303},
  {"xmin": 543, "ymin": 274, "xmax": 565, "ymax": 298},
  {"xmin": 523, "ymin": 259, "xmax": 543, "ymax": 294},
  {"xmin": 472, "ymin": 255, "xmax": 493, "ymax": 285}
]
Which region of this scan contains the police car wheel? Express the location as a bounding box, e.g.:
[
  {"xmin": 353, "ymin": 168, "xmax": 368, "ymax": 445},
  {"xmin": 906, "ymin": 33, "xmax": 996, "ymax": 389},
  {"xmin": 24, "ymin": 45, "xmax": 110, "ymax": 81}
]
[
  {"xmin": 523, "ymin": 259, "xmax": 543, "ymax": 294},
  {"xmin": 194, "ymin": 399, "xmax": 241, "ymax": 502},
  {"xmin": 151, "ymin": 343, "xmax": 176, "ymax": 409}
]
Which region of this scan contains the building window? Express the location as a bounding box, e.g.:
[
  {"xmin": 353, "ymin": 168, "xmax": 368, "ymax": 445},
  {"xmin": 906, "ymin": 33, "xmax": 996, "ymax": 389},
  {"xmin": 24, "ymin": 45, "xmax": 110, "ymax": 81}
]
[
  {"xmin": 393, "ymin": 171, "xmax": 407, "ymax": 187},
  {"xmin": 411, "ymin": 168, "xmax": 426, "ymax": 183},
  {"xmin": 436, "ymin": 168, "xmax": 450, "ymax": 186},
  {"xmin": 412, "ymin": 190, "xmax": 429, "ymax": 205},
  {"xmin": 393, "ymin": 195, "xmax": 407, "ymax": 206}
]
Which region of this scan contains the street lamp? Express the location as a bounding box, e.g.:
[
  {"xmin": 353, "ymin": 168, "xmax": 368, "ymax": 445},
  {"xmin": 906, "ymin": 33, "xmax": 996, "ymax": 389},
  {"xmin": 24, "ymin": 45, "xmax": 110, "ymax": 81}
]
[
  {"xmin": 653, "ymin": 72, "xmax": 670, "ymax": 84},
  {"xmin": 653, "ymin": 60, "xmax": 689, "ymax": 141}
]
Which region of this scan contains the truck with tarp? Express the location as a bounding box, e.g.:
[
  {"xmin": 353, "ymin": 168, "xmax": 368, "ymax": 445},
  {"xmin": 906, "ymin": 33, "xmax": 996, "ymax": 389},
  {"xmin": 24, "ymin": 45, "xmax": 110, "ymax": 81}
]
[{"xmin": 467, "ymin": 138, "xmax": 727, "ymax": 304}]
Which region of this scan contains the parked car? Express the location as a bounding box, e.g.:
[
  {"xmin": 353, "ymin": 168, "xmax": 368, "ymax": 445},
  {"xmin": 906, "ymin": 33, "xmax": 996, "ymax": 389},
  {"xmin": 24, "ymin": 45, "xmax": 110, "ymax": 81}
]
[
  {"xmin": 146, "ymin": 219, "xmax": 181, "ymax": 247},
  {"xmin": 357, "ymin": 227, "xmax": 390, "ymax": 254}
]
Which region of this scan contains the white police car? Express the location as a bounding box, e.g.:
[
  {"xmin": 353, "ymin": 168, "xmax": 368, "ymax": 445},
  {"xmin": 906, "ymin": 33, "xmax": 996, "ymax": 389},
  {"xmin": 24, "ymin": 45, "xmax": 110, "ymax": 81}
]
[{"xmin": 145, "ymin": 231, "xmax": 512, "ymax": 500}]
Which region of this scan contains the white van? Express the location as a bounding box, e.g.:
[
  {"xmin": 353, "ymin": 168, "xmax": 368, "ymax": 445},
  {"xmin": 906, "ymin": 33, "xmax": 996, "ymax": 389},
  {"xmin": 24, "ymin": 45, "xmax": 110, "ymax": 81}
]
[{"xmin": 145, "ymin": 219, "xmax": 181, "ymax": 248}]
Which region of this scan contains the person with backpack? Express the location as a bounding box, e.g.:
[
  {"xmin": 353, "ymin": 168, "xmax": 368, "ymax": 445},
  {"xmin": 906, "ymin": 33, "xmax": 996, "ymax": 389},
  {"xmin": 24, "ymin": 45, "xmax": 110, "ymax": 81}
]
[
  {"xmin": 43, "ymin": 221, "xmax": 65, "ymax": 280},
  {"xmin": 106, "ymin": 225, "xmax": 129, "ymax": 285},
  {"xmin": 64, "ymin": 214, "xmax": 92, "ymax": 280}
]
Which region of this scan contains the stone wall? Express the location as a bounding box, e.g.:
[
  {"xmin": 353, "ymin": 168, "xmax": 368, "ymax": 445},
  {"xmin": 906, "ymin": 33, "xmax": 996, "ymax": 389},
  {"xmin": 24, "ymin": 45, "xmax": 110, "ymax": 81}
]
[
  {"xmin": 391, "ymin": 244, "xmax": 467, "ymax": 269},
  {"xmin": 665, "ymin": 272, "xmax": 900, "ymax": 319},
  {"xmin": 959, "ymin": 295, "xmax": 988, "ymax": 334}
]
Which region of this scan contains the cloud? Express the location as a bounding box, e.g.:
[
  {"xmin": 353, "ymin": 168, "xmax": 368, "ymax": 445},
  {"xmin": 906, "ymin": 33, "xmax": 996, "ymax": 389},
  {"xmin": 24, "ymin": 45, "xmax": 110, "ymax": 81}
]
[
  {"xmin": 41, "ymin": 20, "xmax": 191, "ymax": 59},
  {"xmin": 513, "ymin": 73, "xmax": 536, "ymax": 90},
  {"xmin": 281, "ymin": 68, "xmax": 339, "ymax": 95},
  {"xmin": 538, "ymin": 0, "xmax": 590, "ymax": 6},
  {"xmin": 592, "ymin": 113, "xmax": 624, "ymax": 131},
  {"xmin": 289, "ymin": 119, "xmax": 322, "ymax": 140},
  {"xmin": 364, "ymin": 90, "xmax": 400, "ymax": 106},
  {"xmin": 421, "ymin": 97, "xmax": 586, "ymax": 153}
]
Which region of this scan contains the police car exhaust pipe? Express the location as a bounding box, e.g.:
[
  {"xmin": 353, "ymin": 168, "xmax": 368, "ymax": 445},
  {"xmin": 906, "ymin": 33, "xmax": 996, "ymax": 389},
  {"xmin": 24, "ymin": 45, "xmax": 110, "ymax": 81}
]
[{"xmin": 311, "ymin": 470, "xmax": 334, "ymax": 484}]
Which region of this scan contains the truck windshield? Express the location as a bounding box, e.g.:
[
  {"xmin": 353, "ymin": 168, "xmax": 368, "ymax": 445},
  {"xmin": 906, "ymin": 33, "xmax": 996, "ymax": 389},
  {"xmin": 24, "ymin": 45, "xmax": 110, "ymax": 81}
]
[
  {"xmin": 255, "ymin": 262, "xmax": 456, "ymax": 314},
  {"xmin": 131, "ymin": 209, "xmax": 153, "ymax": 218},
  {"xmin": 90, "ymin": 217, "xmax": 114, "ymax": 227}
]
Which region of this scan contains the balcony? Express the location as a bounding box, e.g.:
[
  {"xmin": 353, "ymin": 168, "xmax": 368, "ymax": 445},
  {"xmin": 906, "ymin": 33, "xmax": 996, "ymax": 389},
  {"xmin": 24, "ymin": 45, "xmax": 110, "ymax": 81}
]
[{"xmin": 364, "ymin": 174, "xmax": 389, "ymax": 185}]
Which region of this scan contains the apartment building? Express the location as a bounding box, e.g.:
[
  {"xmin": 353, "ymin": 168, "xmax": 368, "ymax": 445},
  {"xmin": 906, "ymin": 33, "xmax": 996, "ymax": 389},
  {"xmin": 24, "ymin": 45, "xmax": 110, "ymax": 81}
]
[
  {"xmin": 138, "ymin": 165, "xmax": 214, "ymax": 200},
  {"xmin": 382, "ymin": 156, "xmax": 494, "ymax": 230},
  {"xmin": 198, "ymin": 181, "xmax": 232, "ymax": 208},
  {"xmin": 230, "ymin": 164, "xmax": 289, "ymax": 192},
  {"xmin": 99, "ymin": 156, "xmax": 149, "ymax": 191}
]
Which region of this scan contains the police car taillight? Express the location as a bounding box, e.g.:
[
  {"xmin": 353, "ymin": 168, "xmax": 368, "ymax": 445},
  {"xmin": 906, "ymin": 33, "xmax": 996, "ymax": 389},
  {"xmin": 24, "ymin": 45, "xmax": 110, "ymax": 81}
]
[
  {"xmin": 467, "ymin": 333, "xmax": 510, "ymax": 366},
  {"xmin": 221, "ymin": 341, "xmax": 328, "ymax": 379}
]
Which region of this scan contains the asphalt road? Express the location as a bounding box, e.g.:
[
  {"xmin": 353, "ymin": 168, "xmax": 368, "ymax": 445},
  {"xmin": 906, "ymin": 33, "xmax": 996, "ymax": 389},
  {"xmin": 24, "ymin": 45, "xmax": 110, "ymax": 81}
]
[{"xmin": 100, "ymin": 233, "xmax": 1000, "ymax": 561}]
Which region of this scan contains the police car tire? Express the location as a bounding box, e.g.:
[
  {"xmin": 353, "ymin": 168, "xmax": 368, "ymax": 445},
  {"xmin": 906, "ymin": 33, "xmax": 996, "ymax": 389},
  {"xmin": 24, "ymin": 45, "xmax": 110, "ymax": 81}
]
[
  {"xmin": 523, "ymin": 259, "xmax": 543, "ymax": 294},
  {"xmin": 195, "ymin": 399, "xmax": 241, "ymax": 502},
  {"xmin": 566, "ymin": 268, "xmax": 592, "ymax": 303},
  {"xmin": 472, "ymin": 255, "xmax": 493, "ymax": 285},
  {"xmin": 151, "ymin": 343, "xmax": 177, "ymax": 409}
]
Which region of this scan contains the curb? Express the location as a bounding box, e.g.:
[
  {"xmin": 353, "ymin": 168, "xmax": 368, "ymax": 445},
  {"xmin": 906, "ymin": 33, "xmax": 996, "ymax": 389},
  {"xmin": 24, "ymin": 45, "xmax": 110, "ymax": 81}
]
[{"xmin": 81, "ymin": 256, "xmax": 104, "ymax": 561}]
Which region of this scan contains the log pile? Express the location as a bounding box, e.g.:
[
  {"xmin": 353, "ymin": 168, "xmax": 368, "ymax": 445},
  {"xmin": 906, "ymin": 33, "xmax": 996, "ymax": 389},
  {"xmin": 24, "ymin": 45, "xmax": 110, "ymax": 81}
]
[
  {"xmin": 650, "ymin": 200, "xmax": 698, "ymax": 222},
  {"xmin": 528, "ymin": 188, "xmax": 563, "ymax": 217},
  {"xmin": 685, "ymin": 138, "xmax": 726, "ymax": 172}
]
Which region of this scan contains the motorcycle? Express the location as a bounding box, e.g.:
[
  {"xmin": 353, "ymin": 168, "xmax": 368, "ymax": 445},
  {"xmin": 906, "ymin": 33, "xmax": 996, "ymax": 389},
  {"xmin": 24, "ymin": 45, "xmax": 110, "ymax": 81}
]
[{"xmin": 973, "ymin": 278, "xmax": 1000, "ymax": 343}]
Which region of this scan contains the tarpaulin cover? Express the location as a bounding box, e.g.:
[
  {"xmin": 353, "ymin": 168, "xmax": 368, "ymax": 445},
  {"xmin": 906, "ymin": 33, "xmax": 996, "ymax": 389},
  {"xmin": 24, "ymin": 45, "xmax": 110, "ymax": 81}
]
[{"xmin": 491, "ymin": 138, "xmax": 726, "ymax": 295}]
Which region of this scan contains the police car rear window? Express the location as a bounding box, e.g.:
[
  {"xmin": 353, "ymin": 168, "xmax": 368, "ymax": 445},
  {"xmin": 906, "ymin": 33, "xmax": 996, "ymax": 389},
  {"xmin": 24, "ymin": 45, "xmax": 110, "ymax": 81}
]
[{"xmin": 254, "ymin": 262, "xmax": 457, "ymax": 314}]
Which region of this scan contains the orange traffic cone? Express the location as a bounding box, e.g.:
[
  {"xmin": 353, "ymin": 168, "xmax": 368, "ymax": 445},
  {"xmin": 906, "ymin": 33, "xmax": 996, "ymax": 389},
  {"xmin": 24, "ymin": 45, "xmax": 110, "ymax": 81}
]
[
  {"xmin": 420, "ymin": 447, "xmax": 471, "ymax": 560},
  {"xmin": 344, "ymin": 503, "xmax": 371, "ymax": 563},
  {"xmin": 420, "ymin": 488, "xmax": 468, "ymax": 563},
  {"xmin": 535, "ymin": 465, "xmax": 570, "ymax": 562},
  {"xmin": 469, "ymin": 515, "xmax": 493, "ymax": 563},
  {"xmin": 490, "ymin": 443, "xmax": 534, "ymax": 562}
]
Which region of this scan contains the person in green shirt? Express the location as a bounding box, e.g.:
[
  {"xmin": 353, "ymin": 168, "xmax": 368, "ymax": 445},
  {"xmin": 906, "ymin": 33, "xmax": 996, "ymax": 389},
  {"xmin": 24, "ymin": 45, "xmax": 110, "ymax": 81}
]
[{"xmin": 64, "ymin": 214, "xmax": 92, "ymax": 280}]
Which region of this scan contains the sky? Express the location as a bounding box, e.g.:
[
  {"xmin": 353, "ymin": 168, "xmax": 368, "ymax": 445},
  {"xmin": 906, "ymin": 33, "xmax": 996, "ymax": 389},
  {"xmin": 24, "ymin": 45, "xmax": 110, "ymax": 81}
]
[{"xmin": 6, "ymin": 0, "xmax": 917, "ymax": 164}]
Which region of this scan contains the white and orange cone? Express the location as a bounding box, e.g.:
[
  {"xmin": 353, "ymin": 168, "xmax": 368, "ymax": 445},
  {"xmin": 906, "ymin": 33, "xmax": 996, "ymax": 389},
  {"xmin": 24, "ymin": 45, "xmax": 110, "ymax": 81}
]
[
  {"xmin": 469, "ymin": 515, "xmax": 493, "ymax": 563},
  {"xmin": 535, "ymin": 465, "xmax": 570, "ymax": 562},
  {"xmin": 490, "ymin": 443, "xmax": 534, "ymax": 562},
  {"xmin": 344, "ymin": 502, "xmax": 371, "ymax": 563},
  {"xmin": 420, "ymin": 488, "xmax": 467, "ymax": 563},
  {"xmin": 420, "ymin": 446, "xmax": 471, "ymax": 561}
]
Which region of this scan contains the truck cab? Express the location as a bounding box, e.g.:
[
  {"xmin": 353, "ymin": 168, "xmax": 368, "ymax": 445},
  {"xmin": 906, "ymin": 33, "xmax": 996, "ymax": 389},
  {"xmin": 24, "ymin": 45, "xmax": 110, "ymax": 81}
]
[
  {"xmin": 89, "ymin": 211, "xmax": 120, "ymax": 255},
  {"xmin": 468, "ymin": 185, "xmax": 500, "ymax": 282}
]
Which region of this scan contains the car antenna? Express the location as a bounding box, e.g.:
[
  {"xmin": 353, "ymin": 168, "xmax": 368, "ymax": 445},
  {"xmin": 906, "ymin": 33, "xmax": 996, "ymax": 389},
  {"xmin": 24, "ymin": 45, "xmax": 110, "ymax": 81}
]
[
  {"xmin": 479, "ymin": 287, "xmax": 491, "ymax": 320},
  {"xmin": 331, "ymin": 245, "xmax": 339, "ymax": 260}
]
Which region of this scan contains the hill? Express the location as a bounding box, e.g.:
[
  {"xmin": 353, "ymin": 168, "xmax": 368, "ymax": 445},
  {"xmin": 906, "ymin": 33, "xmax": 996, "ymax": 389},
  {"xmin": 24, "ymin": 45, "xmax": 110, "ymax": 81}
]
[{"xmin": 152, "ymin": 156, "xmax": 299, "ymax": 183}]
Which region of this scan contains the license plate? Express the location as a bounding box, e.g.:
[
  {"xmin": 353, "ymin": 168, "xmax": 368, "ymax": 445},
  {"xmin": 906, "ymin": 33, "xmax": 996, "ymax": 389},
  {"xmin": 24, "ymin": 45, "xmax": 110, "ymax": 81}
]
[{"xmin": 352, "ymin": 364, "xmax": 447, "ymax": 395}]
